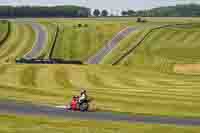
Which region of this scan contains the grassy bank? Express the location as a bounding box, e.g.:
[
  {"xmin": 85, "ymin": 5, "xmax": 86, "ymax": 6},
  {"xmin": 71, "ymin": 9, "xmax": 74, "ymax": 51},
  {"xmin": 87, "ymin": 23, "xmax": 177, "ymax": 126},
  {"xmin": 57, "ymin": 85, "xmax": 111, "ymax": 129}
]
[
  {"xmin": 52, "ymin": 22, "xmax": 127, "ymax": 61},
  {"xmin": 0, "ymin": 23, "xmax": 35, "ymax": 62},
  {"xmin": 101, "ymin": 28, "xmax": 150, "ymax": 64},
  {"xmin": 38, "ymin": 22, "xmax": 57, "ymax": 58},
  {"xmin": 38, "ymin": 17, "xmax": 194, "ymax": 62},
  {"xmin": 1, "ymin": 18, "xmax": 200, "ymax": 120},
  {"xmin": 0, "ymin": 64, "xmax": 200, "ymax": 118},
  {"xmin": 0, "ymin": 21, "xmax": 10, "ymax": 44},
  {"xmin": 119, "ymin": 24, "xmax": 200, "ymax": 71}
]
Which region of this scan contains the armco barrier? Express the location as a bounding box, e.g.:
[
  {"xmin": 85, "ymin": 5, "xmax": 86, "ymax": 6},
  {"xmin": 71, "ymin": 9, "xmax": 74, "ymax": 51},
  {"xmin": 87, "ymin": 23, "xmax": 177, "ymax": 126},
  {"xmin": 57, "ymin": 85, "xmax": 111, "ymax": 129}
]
[
  {"xmin": 49, "ymin": 24, "xmax": 59, "ymax": 59},
  {"xmin": 16, "ymin": 58, "xmax": 83, "ymax": 64}
]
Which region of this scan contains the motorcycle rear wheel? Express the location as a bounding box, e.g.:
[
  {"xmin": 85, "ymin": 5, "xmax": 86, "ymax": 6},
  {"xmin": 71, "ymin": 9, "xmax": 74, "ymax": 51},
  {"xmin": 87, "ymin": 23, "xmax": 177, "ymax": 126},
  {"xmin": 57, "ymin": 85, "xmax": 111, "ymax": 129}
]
[{"xmin": 79, "ymin": 102, "xmax": 89, "ymax": 112}]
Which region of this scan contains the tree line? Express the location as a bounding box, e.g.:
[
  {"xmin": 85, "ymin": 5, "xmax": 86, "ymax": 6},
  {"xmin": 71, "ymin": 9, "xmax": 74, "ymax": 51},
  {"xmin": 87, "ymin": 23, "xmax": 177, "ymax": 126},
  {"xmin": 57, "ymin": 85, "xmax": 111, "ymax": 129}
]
[
  {"xmin": 93, "ymin": 9, "xmax": 108, "ymax": 17},
  {"xmin": 0, "ymin": 6, "xmax": 90, "ymax": 17},
  {"xmin": 121, "ymin": 4, "xmax": 200, "ymax": 17},
  {"xmin": 0, "ymin": 4, "xmax": 199, "ymax": 18}
]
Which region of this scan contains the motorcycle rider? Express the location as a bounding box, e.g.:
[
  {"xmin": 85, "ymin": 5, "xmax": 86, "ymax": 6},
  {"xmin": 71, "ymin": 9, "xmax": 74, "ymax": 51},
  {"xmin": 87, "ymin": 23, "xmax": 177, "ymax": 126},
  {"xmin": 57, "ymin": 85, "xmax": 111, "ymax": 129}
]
[
  {"xmin": 70, "ymin": 96, "xmax": 78, "ymax": 111},
  {"xmin": 79, "ymin": 89, "xmax": 87, "ymax": 103}
]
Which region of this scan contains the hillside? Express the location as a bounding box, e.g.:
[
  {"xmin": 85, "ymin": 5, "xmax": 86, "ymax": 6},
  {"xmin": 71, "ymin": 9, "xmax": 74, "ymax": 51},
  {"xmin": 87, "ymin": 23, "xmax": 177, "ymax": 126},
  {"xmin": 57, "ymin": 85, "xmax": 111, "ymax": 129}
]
[
  {"xmin": 133, "ymin": 4, "xmax": 200, "ymax": 17},
  {"xmin": 0, "ymin": 5, "xmax": 90, "ymax": 17},
  {"xmin": 1, "ymin": 18, "xmax": 200, "ymax": 117},
  {"xmin": 1, "ymin": 64, "xmax": 200, "ymax": 117},
  {"xmin": 119, "ymin": 24, "xmax": 200, "ymax": 73},
  {"xmin": 51, "ymin": 19, "xmax": 133, "ymax": 61},
  {"xmin": 0, "ymin": 23, "xmax": 35, "ymax": 62},
  {"xmin": 1, "ymin": 18, "xmax": 200, "ymax": 132},
  {"xmin": 0, "ymin": 21, "xmax": 9, "ymax": 43}
]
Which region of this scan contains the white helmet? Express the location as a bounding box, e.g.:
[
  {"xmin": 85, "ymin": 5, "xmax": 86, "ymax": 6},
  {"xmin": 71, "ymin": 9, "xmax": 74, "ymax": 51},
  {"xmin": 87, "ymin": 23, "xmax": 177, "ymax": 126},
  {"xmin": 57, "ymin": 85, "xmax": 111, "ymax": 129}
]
[{"xmin": 81, "ymin": 89, "xmax": 86, "ymax": 94}]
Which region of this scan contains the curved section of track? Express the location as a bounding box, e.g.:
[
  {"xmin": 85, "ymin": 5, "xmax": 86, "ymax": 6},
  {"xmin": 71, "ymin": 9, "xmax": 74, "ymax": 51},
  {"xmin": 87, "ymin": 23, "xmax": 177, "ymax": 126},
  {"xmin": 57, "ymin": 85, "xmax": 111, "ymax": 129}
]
[
  {"xmin": 24, "ymin": 23, "xmax": 47, "ymax": 59},
  {"xmin": 0, "ymin": 101, "xmax": 200, "ymax": 126},
  {"xmin": 86, "ymin": 27, "xmax": 138, "ymax": 64}
]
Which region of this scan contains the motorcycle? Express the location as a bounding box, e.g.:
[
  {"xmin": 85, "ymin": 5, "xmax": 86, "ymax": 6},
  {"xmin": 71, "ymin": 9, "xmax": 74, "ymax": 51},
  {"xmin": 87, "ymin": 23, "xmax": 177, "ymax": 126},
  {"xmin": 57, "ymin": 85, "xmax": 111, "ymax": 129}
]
[{"xmin": 66, "ymin": 96, "xmax": 92, "ymax": 112}]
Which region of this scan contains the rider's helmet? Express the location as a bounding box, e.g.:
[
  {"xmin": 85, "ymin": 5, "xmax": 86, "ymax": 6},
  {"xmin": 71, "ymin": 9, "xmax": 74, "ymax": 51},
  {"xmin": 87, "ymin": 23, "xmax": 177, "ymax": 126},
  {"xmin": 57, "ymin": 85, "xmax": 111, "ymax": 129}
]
[{"xmin": 80, "ymin": 89, "xmax": 86, "ymax": 94}]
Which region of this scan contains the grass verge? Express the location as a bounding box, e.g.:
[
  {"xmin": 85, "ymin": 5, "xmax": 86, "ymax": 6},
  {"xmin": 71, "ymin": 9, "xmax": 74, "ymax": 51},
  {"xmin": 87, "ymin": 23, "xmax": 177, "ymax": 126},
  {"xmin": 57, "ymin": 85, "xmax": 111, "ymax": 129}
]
[{"xmin": 0, "ymin": 114, "xmax": 199, "ymax": 133}]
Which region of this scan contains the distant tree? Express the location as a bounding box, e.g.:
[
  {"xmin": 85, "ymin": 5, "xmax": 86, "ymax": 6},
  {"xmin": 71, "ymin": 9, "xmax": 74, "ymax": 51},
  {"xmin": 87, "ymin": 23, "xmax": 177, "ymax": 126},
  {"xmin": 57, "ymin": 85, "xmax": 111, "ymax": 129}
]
[
  {"xmin": 121, "ymin": 11, "xmax": 128, "ymax": 16},
  {"xmin": 78, "ymin": 8, "xmax": 91, "ymax": 17},
  {"xmin": 0, "ymin": 5, "xmax": 91, "ymax": 18},
  {"xmin": 110, "ymin": 13, "xmax": 115, "ymax": 16},
  {"xmin": 78, "ymin": 24, "xmax": 82, "ymax": 28},
  {"xmin": 136, "ymin": 11, "xmax": 145, "ymax": 17},
  {"xmin": 93, "ymin": 9, "xmax": 100, "ymax": 17},
  {"xmin": 84, "ymin": 24, "xmax": 88, "ymax": 27},
  {"xmin": 1, "ymin": 4, "xmax": 200, "ymax": 18},
  {"xmin": 127, "ymin": 10, "xmax": 136, "ymax": 16},
  {"xmin": 101, "ymin": 9, "xmax": 108, "ymax": 17},
  {"xmin": 1, "ymin": 20, "xmax": 8, "ymax": 24}
]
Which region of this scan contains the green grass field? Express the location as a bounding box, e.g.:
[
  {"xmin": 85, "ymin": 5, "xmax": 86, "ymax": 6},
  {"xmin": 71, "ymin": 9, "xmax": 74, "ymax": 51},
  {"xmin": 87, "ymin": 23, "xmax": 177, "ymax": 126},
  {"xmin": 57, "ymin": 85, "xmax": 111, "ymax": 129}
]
[
  {"xmin": 1, "ymin": 18, "xmax": 200, "ymax": 130},
  {"xmin": 0, "ymin": 114, "xmax": 199, "ymax": 133},
  {"xmin": 0, "ymin": 21, "xmax": 9, "ymax": 43},
  {"xmin": 51, "ymin": 21, "xmax": 130, "ymax": 61},
  {"xmin": 38, "ymin": 22, "xmax": 57, "ymax": 58},
  {"xmin": 37, "ymin": 18, "xmax": 138, "ymax": 61},
  {"xmin": 0, "ymin": 64, "xmax": 200, "ymax": 117},
  {"xmin": 101, "ymin": 28, "xmax": 150, "ymax": 64},
  {"xmin": 119, "ymin": 24, "xmax": 200, "ymax": 71},
  {"xmin": 0, "ymin": 18, "xmax": 200, "ymax": 118}
]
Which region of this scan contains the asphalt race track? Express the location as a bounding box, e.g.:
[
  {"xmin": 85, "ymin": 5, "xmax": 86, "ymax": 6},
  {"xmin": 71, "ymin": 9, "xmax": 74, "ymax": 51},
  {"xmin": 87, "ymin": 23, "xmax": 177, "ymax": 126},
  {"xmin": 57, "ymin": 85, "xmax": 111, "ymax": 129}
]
[
  {"xmin": 0, "ymin": 100, "xmax": 200, "ymax": 126},
  {"xmin": 24, "ymin": 23, "xmax": 47, "ymax": 59},
  {"xmin": 86, "ymin": 27, "xmax": 137, "ymax": 64}
]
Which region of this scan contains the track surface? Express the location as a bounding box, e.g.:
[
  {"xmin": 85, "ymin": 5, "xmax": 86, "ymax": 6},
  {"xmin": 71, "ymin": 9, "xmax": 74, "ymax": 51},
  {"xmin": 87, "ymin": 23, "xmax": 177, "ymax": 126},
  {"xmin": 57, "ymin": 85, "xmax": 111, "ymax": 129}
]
[
  {"xmin": 24, "ymin": 23, "xmax": 47, "ymax": 59},
  {"xmin": 1, "ymin": 100, "xmax": 200, "ymax": 126},
  {"xmin": 86, "ymin": 27, "xmax": 137, "ymax": 64}
]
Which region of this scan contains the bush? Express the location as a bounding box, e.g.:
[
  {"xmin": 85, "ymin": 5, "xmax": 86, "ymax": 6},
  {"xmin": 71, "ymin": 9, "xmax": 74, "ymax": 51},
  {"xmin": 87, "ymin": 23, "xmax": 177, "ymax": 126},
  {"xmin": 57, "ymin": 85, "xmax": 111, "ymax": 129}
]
[
  {"xmin": 141, "ymin": 19, "xmax": 147, "ymax": 23},
  {"xmin": 74, "ymin": 24, "xmax": 88, "ymax": 28},
  {"xmin": 78, "ymin": 24, "xmax": 82, "ymax": 28},
  {"xmin": 1, "ymin": 20, "xmax": 8, "ymax": 24},
  {"xmin": 84, "ymin": 24, "xmax": 88, "ymax": 27}
]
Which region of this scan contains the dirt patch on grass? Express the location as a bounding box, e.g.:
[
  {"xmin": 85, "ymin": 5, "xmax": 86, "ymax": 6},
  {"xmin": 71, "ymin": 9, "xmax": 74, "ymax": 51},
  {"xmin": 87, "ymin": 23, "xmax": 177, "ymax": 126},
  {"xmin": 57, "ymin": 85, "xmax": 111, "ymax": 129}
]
[{"xmin": 174, "ymin": 64, "xmax": 200, "ymax": 74}]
